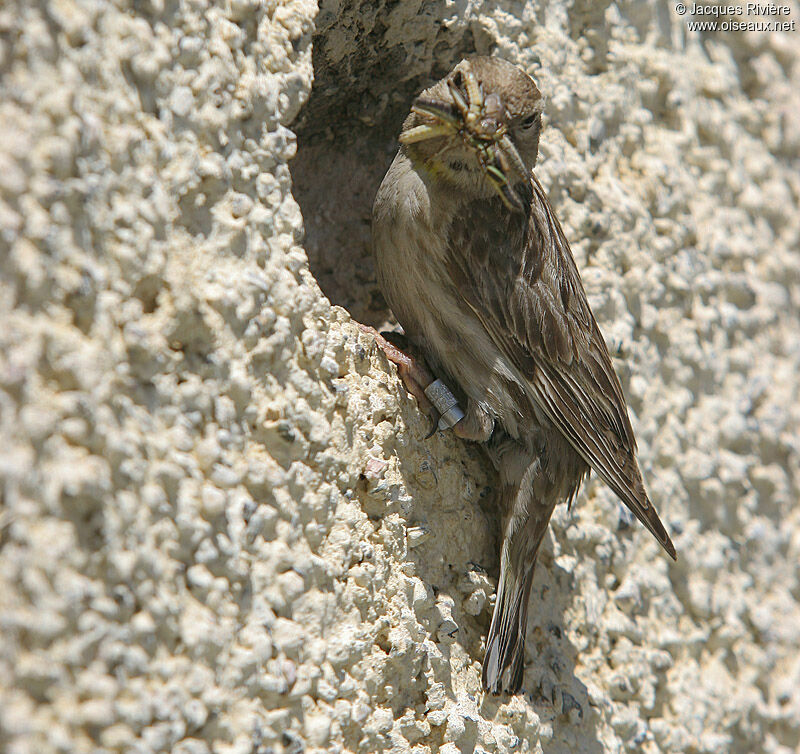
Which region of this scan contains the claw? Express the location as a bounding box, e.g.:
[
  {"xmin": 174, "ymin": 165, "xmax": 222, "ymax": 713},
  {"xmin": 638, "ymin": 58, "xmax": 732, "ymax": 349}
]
[{"xmin": 424, "ymin": 418, "xmax": 439, "ymax": 439}]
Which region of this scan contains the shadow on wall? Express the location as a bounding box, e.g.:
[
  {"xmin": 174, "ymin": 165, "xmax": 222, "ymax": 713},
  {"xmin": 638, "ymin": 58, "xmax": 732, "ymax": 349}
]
[
  {"xmin": 291, "ymin": 128, "xmax": 396, "ymax": 329},
  {"xmin": 290, "ymin": 1, "xmax": 495, "ymax": 328}
]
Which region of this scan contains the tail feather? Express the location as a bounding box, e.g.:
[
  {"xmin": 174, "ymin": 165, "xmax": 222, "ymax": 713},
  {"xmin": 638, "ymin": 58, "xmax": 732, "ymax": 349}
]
[
  {"xmin": 481, "ymin": 477, "xmax": 557, "ymax": 695},
  {"xmin": 482, "ymin": 564, "xmax": 535, "ymax": 694}
]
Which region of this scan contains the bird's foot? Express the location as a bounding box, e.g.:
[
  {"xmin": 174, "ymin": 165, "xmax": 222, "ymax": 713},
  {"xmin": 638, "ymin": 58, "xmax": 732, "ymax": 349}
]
[
  {"xmin": 357, "ymin": 324, "xmax": 439, "ymax": 434},
  {"xmin": 359, "ymin": 325, "xmax": 476, "ymax": 438}
]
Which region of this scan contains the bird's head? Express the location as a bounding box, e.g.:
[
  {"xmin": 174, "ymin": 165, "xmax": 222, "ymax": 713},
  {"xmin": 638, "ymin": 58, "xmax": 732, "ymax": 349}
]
[{"xmin": 399, "ymin": 57, "xmax": 543, "ymax": 211}]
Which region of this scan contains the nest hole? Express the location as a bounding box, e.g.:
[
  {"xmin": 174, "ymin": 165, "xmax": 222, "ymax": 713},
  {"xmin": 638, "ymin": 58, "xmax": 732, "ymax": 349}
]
[{"xmin": 290, "ymin": 2, "xmax": 495, "ymax": 327}]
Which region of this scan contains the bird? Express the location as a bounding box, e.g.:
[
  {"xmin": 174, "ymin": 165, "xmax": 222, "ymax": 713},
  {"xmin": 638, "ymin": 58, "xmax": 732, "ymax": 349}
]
[{"xmin": 368, "ymin": 56, "xmax": 676, "ymax": 695}]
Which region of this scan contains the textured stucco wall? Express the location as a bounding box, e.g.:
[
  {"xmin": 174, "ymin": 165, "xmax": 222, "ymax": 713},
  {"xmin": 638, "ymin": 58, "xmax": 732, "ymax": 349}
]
[{"xmin": 1, "ymin": 1, "xmax": 799, "ymax": 753}]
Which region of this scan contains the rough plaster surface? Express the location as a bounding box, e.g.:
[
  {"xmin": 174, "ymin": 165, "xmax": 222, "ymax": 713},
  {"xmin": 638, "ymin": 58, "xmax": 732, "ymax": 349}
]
[{"xmin": 1, "ymin": 1, "xmax": 799, "ymax": 753}]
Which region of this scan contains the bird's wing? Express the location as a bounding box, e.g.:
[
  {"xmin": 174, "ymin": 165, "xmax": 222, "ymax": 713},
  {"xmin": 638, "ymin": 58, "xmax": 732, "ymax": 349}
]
[{"xmin": 446, "ymin": 175, "xmax": 676, "ymax": 559}]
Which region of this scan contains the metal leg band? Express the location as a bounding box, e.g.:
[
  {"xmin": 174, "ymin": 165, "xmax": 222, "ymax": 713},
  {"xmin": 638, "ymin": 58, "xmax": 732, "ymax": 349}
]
[{"xmin": 423, "ymin": 379, "xmax": 465, "ymax": 431}]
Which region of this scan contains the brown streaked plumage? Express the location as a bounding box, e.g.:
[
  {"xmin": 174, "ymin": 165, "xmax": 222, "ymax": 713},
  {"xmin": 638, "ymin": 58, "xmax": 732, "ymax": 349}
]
[{"xmin": 371, "ymin": 56, "xmax": 676, "ymax": 695}]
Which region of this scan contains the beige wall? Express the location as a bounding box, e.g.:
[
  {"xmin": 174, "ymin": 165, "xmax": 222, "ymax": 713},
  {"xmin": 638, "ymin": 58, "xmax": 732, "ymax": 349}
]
[{"xmin": 1, "ymin": 1, "xmax": 799, "ymax": 752}]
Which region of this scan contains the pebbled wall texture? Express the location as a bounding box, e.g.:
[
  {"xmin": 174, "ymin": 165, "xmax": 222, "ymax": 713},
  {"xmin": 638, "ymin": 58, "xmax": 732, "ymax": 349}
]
[{"xmin": 1, "ymin": 1, "xmax": 799, "ymax": 753}]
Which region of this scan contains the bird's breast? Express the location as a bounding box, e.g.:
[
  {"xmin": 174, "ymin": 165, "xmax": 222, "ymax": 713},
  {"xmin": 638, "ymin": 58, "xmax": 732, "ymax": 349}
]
[{"xmin": 373, "ymin": 151, "xmax": 536, "ymax": 437}]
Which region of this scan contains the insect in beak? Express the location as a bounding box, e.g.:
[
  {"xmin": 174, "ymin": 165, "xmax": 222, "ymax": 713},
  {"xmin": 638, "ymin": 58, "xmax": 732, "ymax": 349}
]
[
  {"xmin": 399, "ymin": 66, "xmax": 530, "ymax": 212},
  {"xmin": 484, "ymin": 135, "xmax": 529, "ymax": 211},
  {"xmin": 399, "ymin": 100, "xmax": 461, "ymax": 145}
]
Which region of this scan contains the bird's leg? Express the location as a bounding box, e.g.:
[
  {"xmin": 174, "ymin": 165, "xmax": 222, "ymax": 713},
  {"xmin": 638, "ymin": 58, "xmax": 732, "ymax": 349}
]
[
  {"xmin": 357, "ymin": 324, "xmax": 439, "ymax": 433},
  {"xmin": 452, "ymin": 400, "xmax": 495, "ymax": 442},
  {"xmin": 359, "ymin": 324, "xmax": 490, "ymax": 440}
]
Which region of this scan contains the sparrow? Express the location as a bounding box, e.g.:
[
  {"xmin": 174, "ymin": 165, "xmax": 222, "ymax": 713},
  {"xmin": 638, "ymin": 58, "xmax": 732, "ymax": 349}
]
[{"xmin": 369, "ymin": 56, "xmax": 676, "ymax": 695}]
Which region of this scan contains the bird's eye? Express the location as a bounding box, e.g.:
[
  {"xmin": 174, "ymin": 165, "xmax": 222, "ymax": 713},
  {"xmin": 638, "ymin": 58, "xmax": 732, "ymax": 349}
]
[{"xmin": 520, "ymin": 114, "xmax": 538, "ymax": 130}]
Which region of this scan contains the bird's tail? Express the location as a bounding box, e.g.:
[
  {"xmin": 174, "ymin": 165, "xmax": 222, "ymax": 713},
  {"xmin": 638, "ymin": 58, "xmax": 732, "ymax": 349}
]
[
  {"xmin": 482, "ymin": 481, "xmax": 556, "ymax": 695},
  {"xmin": 482, "ymin": 556, "xmax": 536, "ymax": 694}
]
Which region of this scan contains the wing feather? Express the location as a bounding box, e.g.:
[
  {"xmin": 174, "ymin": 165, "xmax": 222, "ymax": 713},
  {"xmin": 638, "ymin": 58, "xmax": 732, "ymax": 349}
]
[{"xmin": 447, "ymin": 174, "xmax": 676, "ymax": 559}]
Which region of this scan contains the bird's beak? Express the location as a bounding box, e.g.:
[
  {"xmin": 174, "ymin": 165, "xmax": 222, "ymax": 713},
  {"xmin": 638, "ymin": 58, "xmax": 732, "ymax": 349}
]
[{"xmin": 485, "ymin": 135, "xmax": 529, "ymax": 212}]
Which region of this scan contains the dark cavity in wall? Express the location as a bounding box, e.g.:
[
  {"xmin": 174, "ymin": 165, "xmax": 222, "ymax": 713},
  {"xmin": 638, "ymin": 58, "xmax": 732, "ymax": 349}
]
[{"xmin": 290, "ymin": 0, "xmax": 495, "ymax": 328}]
